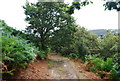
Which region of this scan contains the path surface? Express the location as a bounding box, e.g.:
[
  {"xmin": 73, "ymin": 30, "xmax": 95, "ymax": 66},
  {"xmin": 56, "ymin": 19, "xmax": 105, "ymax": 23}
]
[
  {"xmin": 14, "ymin": 53, "xmax": 102, "ymax": 80},
  {"xmin": 48, "ymin": 54, "xmax": 79, "ymax": 79}
]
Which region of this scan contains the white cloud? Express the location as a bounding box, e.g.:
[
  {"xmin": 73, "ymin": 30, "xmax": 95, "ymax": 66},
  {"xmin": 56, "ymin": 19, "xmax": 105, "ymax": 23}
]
[{"xmin": 0, "ymin": 0, "xmax": 118, "ymax": 30}]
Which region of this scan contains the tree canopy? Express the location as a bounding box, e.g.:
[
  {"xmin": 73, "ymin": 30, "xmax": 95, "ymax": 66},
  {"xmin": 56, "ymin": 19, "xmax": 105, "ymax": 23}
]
[
  {"xmin": 23, "ymin": 2, "xmax": 77, "ymax": 50},
  {"xmin": 66, "ymin": 0, "xmax": 120, "ymax": 14}
]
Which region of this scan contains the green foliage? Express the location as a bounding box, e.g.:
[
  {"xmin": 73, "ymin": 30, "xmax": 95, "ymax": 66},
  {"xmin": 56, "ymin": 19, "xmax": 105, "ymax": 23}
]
[
  {"xmin": 46, "ymin": 47, "xmax": 51, "ymax": 54},
  {"xmin": 75, "ymin": 27, "xmax": 99, "ymax": 57},
  {"xmin": 91, "ymin": 58, "xmax": 114, "ymax": 72},
  {"xmin": 66, "ymin": 1, "xmax": 119, "ymax": 15},
  {"xmin": 66, "ymin": 1, "xmax": 93, "ymax": 14},
  {"xmin": 56, "ymin": 27, "xmax": 100, "ymax": 59},
  {"xmin": 111, "ymin": 53, "xmax": 120, "ymax": 79},
  {"xmin": 1, "ymin": 20, "xmax": 40, "ymax": 77},
  {"xmin": 113, "ymin": 53, "xmax": 120, "ymax": 69},
  {"xmin": 23, "ymin": 2, "xmax": 77, "ymax": 50},
  {"xmin": 37, "ymin": 50, "xmax": 47, "ymax": 60},
  {"xmin": 85, "ymin": 54, "xmax": 100, "ymax": 60},
  {"xmin": 2, "ymin": 69, "xmax": 15, "ymax": 75},
  {"xmin": 91, "ymin": 58, "xmax": 105, "ymax": 71},
  {"xmin": 0, "ymin": 0, "xmax": 119, "ymax": 79},
  {"xmin": 0, "ymin": 20, "xmax": 28, "ymax": 38},
  {"xmin": 110, "ymin": 67, "xmax": 120, "ymax": 79},
  {"xmin": 98, "ymin": 33, "xmax": 119, "ymax": 58},
  {"xmin": 1, "ymin": 34, "xmax": 37, "ymax": 74},
  {"xmin": 104, "ymin": 1, "xmax": 120, "ymax": 11},
  {"xmin": 37, "ymin": 48, "xmax": 51, "ymax": 60},
  {"xmin": 56, "ymin": 26, "xmax": 119, "ymax": 79},
  {"xmin": 69, "ymin": 53, "xmax": 79, "ymax": 59},
  {"xmin": 85, "ymin": 54, "xmax": 120, "ymax": 79}
]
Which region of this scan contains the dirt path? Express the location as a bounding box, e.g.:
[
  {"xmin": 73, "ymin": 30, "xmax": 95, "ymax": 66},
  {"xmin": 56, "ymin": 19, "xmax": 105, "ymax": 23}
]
[
  {"xmin": 48, "ymin": 54, "xmax": 79, "ymax": 79},
  {"xmin": 48, "ymin": 54, "xmax": 101, "ymax": 80},
  {"xmin": 14, "ymin": 53, "xmax": 102, "ymax": 80}
]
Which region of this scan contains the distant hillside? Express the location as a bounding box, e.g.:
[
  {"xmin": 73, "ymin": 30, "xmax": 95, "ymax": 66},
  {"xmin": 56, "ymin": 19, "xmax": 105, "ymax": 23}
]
[{"xmin": 90, "ymin": 29, "xmax": 119, "ymax": 36}]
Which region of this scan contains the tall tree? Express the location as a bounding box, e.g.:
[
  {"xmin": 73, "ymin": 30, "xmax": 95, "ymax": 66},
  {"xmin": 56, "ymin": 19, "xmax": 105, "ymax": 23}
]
[
  {"xmin": 23, "ymin": 2, "xmax": 76, "ymax": 50},
  {"xmin": 49, "ymin": 16, "xmax": 77, "ymax": 53},
  {"xmin": 75, "ymin": 27, "xmax": 99, "ymax": 56}
]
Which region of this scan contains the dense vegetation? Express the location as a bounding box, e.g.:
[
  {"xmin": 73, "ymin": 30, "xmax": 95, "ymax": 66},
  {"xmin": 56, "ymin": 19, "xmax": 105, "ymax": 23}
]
[
  {"xmin": 1, "ymin": 1, "xmax": 119, "ymax": 79},
  {"xmin": 60, "ymin": 27, "xmax": 120, "ymax": 79},
  {"xmin": 0, "ymin": 20, "xmax": 50, "ymax": 79},
  {"xmin": 23, "ymin": 2, "xmax": 77, "ymax": 50}
]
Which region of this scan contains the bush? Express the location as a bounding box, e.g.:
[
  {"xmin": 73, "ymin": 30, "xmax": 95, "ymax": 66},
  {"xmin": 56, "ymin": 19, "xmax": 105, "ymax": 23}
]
[
  {"xmin": 1, "ymin": 34, "xmax": 39, "ymax": 75},
  {"xmin": 98, "ymin": 33, "xmax": 119, "ymax": 58},
  {"xmin": 85, "ymin": 54, "xmax": 120, "ymax": 79},
  {"xmin": 69, "ymin": 53, "xmax": 79, "ymax": 59},
  {"xmin": 37, "ymin": 48, "xmax": 51, "ymax": 60},
  {"xmin": 75, "ymin": 27, "xmax": 99, "ymax": 57},
  {"xmin": 91, "ymin": 58, "xmax": 106, "ymax": 71},
  {"xmin": 85, "ymin": 54, "xmax": 100, "ymax": 61},
  {"xmin": 110, "ymin": 67, "xmax": 120, "ymax": 79},
  {"xmin": 0, "ymin": 24, "xmax": 40, "ymax": 77},
  {"xmin": 91, "ymin": 58, "xmax": 114, "ymax": 72}
]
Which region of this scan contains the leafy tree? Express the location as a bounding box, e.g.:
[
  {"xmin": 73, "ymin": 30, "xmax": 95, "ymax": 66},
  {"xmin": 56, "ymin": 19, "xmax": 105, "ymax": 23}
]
[
  {"xmin": 66, "ymin": 0, "xmax": 119, "ymax": 14},
  {"xmin": 66, "ymin": 1, "xmax": 93, "ymax": 14},
  {"xmin": 49, "ymin": 16, "xmax": 77, "ymax": 54},
  {"xmin": 0, "ymin": 20, "xmax": 29, "ymax": 40},
  {"xmin": 103, "ymin": 0, "xmax": 120, "ymax": 11},
  {"xmin": 98, "ymin": 33, "xmax": 119, "ymax": 58},
  {"xmin": 23, "ymin": 2, "xmax": 76, "ymax": 50},
  {"xmin": 75, "ymin": 27, "xmax": 99, "ymax": 57}
]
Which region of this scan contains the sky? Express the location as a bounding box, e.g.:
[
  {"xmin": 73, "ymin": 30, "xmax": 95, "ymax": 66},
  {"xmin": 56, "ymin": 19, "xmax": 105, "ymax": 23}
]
[{"xmin": 0, "ymin": 0, "xmax": 118, "ymax": 30}]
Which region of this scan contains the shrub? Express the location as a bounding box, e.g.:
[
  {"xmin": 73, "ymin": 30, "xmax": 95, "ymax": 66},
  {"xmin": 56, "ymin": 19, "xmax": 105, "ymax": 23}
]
[
  {"xmin": 91, "ymin": 58, "xmax": 106, "ymax": 71},
  {"xmin": 37, "ymin": 48, "xmax": 51, "ymax": 60},
  {"xmin": 69, "ymin": 53, "xmax": 79, "ymax": 59},
  {"xmin": 91, "ymin": 58, "xmax": 114, "ymax": 72},
  {"xmin": 85, "ymin": 54, "xmax": 120, "ymax": 79},
  {"xmin": 1, "ymin": 32, "xmax": 39, "ymax": 76},
  {"xmin": 85, "ymin": 54, "xmax": 100, "ymax": 61}
]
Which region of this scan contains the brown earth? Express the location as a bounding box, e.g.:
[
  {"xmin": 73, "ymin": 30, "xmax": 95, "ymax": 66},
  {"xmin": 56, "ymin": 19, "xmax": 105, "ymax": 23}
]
[
  {"xmin": 13, "ymin": 53, "xmax": 103, "ymax": 80},
  {"xmin": 14, "ymin": 60, "xmax": 52, "ymax": 79},
  {"xmin": 72, "ymin": 59, "xmax": 101, "ymax": 79}
]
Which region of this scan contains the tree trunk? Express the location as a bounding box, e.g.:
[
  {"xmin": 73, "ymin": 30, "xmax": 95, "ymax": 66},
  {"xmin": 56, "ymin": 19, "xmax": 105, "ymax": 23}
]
[{"xmin": 41, "ymin": 38, "xmax": 45, "ymax": 50}]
